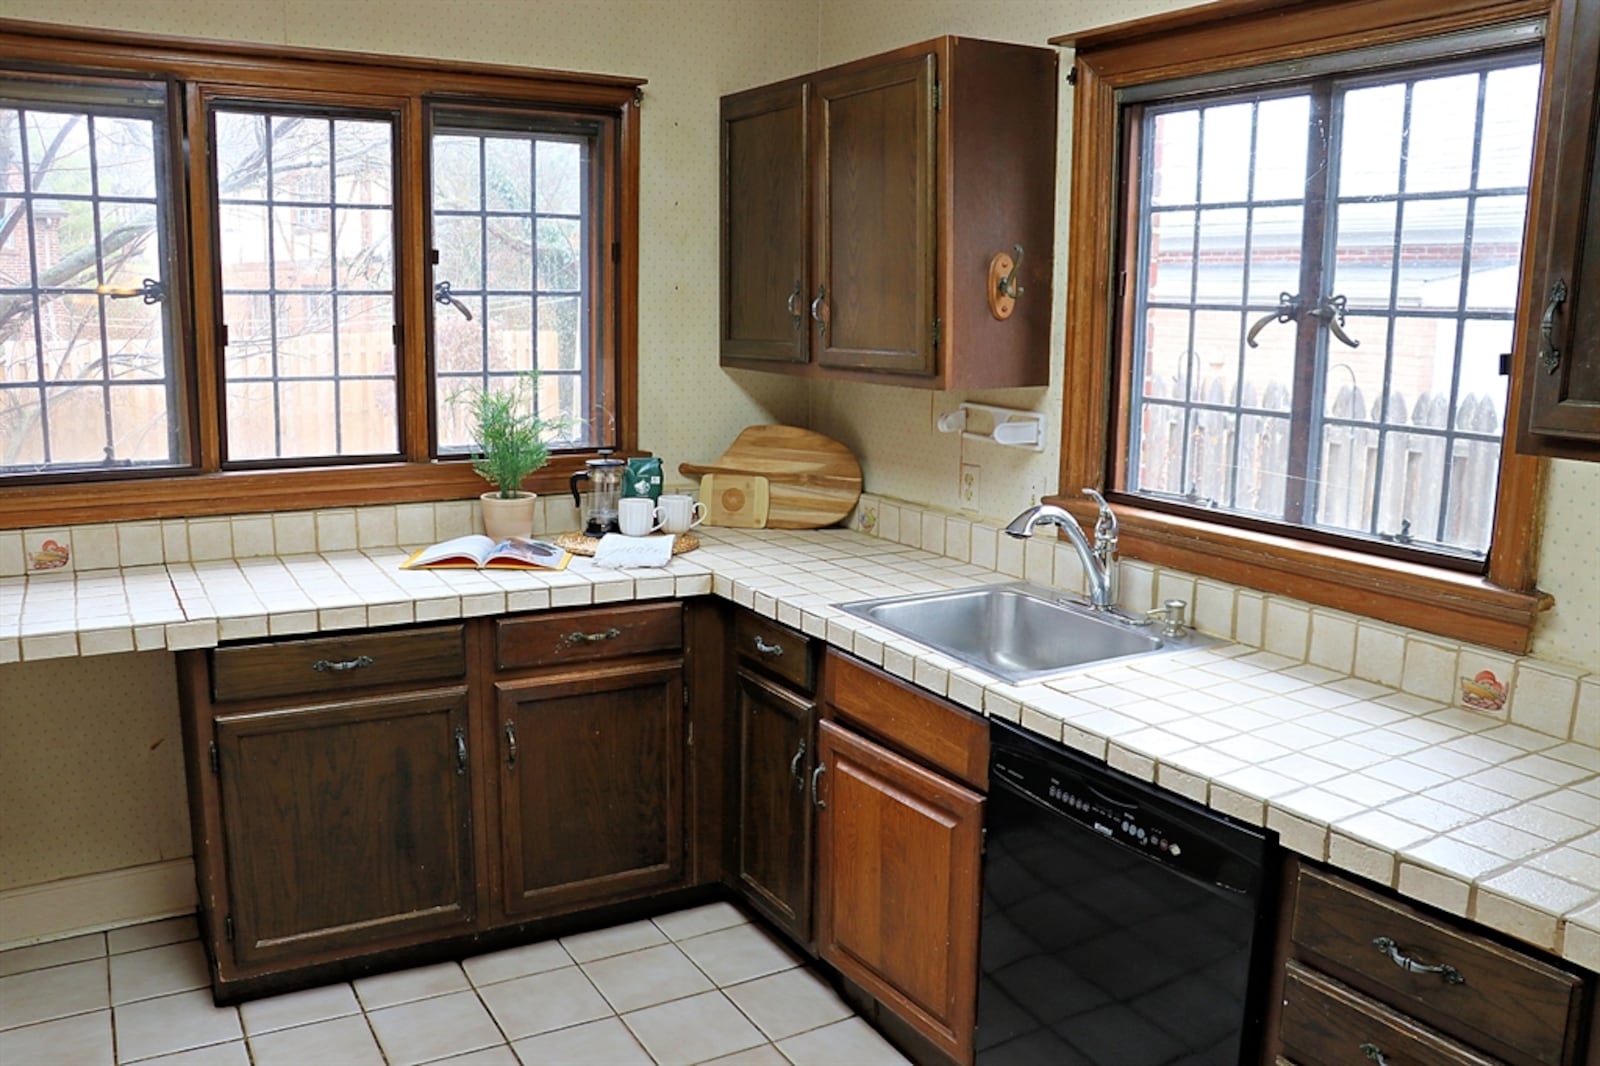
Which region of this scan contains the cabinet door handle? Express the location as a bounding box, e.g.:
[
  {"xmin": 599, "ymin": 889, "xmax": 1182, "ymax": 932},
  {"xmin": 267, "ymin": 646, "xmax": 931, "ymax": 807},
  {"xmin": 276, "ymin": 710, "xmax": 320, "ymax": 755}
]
[
  {"xmin": 312, "ymin": 654, "xmax": 374, "ymax": 672},
  {"xmin": 789, "ymin": 738, "xmax": 807, "ymax": 790},
  {"xmin": 562, "ymin": 627, "xmax": 621, "ymax": 647},
  {"xmin": 1360, "ymin": 1042, "xmax": 1389, "ymax": 1066},
  {"xmin": 454, "ymin": 726, "xmax": 467, "ymax": 775},
  {"xmin": 810, "ymin": 763, "xmax": 826, "ymax": 809},
  {"xmin": 504, "ymin": 720, "xmax": 518, "ymax": 767},
  {"xmin": 1372, "ymin": 936, "xmax": 1465, "ymax": 985},
  {"xmin": 753, "ymin": 635, "xmax": 784, "ymax": 657},
  {"xmin": 810, "ymin": 285, "xmax": 828, "ymax": 339},
  {"xmin": 1539, "ymin": 277, "xmax": 1568, "ymax": 373},
  {"xmin": 787, "ymin": 280, "xmax": 803, "ymax": 332}
]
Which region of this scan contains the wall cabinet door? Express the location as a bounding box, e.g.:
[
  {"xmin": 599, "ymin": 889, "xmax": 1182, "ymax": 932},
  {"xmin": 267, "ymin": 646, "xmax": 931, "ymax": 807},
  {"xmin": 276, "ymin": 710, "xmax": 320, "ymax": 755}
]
[
  {"xmin": 814, "ymin": 718, "xmax": 983, "ymax": 1065},
  {"xmin": 213, "ymin": 688, "xmax": 476, "ymax": 967},
  {"xmin": 495, "ymin": 661, "xmax": 686, "ymax": 918},
  {"xmin": 720, "ymin": 82, "xmax": 810, "ymax": 367},
  {"xmin": 735, "ymin": 668, "xmax": 815, "ymax": 944},
  {"xmin": 812, "ymin": 52, "xmax": 937, "ymax": 376},
  {"xmin": 1518, "ymin": 0, "xmax": 1600, "ymax": 457}
]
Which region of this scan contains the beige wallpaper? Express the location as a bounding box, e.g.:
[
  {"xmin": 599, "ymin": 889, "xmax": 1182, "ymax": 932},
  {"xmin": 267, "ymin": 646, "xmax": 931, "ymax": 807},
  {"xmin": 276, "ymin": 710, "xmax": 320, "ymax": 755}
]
[{"xmin": 0, "ymin": 652, "xmax": 190, "ymax": 890}]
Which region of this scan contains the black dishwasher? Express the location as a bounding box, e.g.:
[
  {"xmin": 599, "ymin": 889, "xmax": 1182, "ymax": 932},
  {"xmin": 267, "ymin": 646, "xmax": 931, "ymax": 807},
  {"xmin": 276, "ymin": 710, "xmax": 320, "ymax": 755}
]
[{"xmin": 978, "ymin": 719, "xmax": 1277, "ymax": 1066}]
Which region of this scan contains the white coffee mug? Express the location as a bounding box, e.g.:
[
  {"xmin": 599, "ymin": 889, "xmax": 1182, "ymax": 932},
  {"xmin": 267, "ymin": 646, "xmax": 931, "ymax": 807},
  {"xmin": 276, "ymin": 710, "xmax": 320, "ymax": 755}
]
[
  {"xmin": 658, "ymin": 493, "xmax": 707, "ymax": 534},
  {"xmin": 618, "ymin": 497, "xmax": 664, "ymax": 537}
]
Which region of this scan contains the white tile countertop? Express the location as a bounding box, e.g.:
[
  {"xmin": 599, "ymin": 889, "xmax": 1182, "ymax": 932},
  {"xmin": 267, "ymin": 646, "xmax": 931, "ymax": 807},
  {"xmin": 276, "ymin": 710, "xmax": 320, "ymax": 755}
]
[{"xmin": 3, "ymin": 526, "xmax": 1598, "ymax": 969}]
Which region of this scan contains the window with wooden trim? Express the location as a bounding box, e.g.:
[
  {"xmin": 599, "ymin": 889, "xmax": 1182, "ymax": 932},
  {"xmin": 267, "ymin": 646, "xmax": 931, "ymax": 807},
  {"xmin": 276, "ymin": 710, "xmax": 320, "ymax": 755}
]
[
  {"xmin": 1055, "ymin": 0, "xmax": 1565, "ymax": 653},
  {"xmin": 0, "ymin": 19, "xmax": 641, "ymax": 526},
  {"xmin": 0, "ymin": 74, "xmax": 187, "ymax": 476}
]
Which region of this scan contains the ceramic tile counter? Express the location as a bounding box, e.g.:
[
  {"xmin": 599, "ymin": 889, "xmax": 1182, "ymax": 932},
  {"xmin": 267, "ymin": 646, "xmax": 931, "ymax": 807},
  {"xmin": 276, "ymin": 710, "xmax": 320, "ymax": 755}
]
[{"xmin": 3, "ymin": 526, "xmax": 1597, "ymax": 971}]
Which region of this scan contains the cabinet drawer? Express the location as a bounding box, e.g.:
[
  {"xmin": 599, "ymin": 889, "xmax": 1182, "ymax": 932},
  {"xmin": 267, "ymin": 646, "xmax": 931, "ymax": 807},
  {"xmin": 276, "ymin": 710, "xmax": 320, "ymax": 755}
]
[
  {"xmin": 1292, "ymin": 865, "xmax": 1583, "ymax": 1066},
  {"xmin": 496, "ymin": 602, "xmax": 682, "ymax": 671},
  {"xmin": 210, "ymin": 625, "xmax": 466, "ymax": 703},
  {"xmin": 734, "ymin": 612, "xmax": 813, "ymax": 692},
  {"xmin": 1280, "ymin": 962, "xmax": 1498, "ymax": 1066},
  {"xmin": 823, "ymin": 651, "xmax": 987, "ymax": 790}
]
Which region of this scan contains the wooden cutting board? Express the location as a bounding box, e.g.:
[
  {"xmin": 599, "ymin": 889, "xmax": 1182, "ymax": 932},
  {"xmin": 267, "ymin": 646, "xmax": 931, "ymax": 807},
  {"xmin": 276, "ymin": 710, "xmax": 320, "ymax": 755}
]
[
  {"xmin": 681, "ymin": 426, "xmax": 862, "ymax": 529},
  {"xmin": 701, "ymin": 474, "xmax": 770, "ymax": 528}
]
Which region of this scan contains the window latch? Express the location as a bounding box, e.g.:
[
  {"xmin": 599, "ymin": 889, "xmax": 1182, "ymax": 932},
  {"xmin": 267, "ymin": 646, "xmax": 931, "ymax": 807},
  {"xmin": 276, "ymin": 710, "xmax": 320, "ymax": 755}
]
[
  {"xmin": 433, "ymin": 280, "xmax": 473, "ymax": 321},
  {"xmin": 96, "ymin": 278, "xmax": 166, "ymax": 304},
  {"xmin": 1245, "ymin": 291, "xmax": 1300, "ymax": 348},
  {"xmin": 1309, "ymin": 293, "xmax": 1360, "ymax": 348}
]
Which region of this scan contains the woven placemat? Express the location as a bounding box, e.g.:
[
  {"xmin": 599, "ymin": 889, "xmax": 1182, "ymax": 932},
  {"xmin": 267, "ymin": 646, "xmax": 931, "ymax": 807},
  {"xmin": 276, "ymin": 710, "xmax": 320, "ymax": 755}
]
[{"xmin": 553, "ymin": 530, "xmax": 700, "ymax": 557}]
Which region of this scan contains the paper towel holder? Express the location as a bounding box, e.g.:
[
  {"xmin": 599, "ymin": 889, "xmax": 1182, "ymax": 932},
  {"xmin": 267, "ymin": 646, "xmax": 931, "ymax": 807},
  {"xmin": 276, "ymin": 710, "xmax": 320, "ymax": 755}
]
[{"xmin": 936, "ymin": 401, "xmax": 1046, "ymax": 452}]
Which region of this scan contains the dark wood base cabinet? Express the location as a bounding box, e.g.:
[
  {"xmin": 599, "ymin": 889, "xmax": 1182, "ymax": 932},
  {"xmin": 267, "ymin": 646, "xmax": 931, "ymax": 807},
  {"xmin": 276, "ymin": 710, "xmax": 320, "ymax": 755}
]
[
  {"xmin": 1267, "ymin": 859, "xmax": 1593, "ymax": 1066},
  {"xmin": 178, "ymin": 604, "xmax": 702, "ymax": 999}
]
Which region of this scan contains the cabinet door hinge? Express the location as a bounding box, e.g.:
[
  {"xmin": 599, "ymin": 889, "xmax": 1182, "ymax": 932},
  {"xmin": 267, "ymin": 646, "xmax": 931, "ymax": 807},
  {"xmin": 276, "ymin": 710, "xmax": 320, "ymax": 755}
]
[
  {"xmin": 224, "ymin": 915, "xmax": 234, "ymax": 942},
  {"xmin": 686, "ymin": 720, "xmax": 694, "ymax": 748},
  {"xmin": 219, "ymin": 324, "xmax": 229, "ymax": 348},
  {"xmin": 209, "ymin": 742, "xmax": 219, "ymax": 775},
  {"xmin": 932, "ymin": 318, "xmax": 942, "ymax": 349},
  {"xmin": 612, "ymin": 241, "xmax": 622, "ymax": 264},
  {"xmin": 1066, "ymin": 66, "xmax": 1078, "ymax": 87},
  {"xmin": 980, "ymin": 826, "xmax": 987, "ymax": 856},
  {"xmin": 682, "ymin": 685, "xmax": 689, "ymax": 710},
  {"xmin": 933, "ymin": 80, "xmax": 942, "ymax": 112}
]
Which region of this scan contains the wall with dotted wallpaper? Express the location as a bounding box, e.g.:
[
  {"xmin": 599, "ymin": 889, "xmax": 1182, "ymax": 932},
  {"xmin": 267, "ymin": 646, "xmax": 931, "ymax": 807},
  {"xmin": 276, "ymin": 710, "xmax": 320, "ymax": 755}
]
[
  {"xmin": 808, "ymin": 0, "xmax": 1600, "ymax": 671},
  {"xmin": 0, "ymin": 653, "xmax": 190, "ymax": 891}
]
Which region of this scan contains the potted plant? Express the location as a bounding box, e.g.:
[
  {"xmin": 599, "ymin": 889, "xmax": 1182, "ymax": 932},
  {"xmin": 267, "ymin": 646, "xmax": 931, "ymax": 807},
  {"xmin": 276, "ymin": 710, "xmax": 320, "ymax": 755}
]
[{"xmin": 462, "ymin": 374, "xmax": 563, "ymax": 541}]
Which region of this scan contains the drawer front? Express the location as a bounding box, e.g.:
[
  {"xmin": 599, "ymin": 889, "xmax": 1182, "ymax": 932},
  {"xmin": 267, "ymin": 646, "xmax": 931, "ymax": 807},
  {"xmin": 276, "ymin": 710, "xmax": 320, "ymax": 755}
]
[
  {"xmin": 211, "ymin": 625, "xmax": 466, "ymax": 703},
  {"xmin": 1280, "ymin": 962, "xmax": 1499, "ymax": 1066},
  {"xmin": 496, "ymin": 602, "xmax": 682, "ymax": 671},
  {"xmin": 1292, "ymin": 865, "xmax": 1582, "ymax": 1066},
  {"xmin": 734, "ymin": 612, "xmax": 813, "ymax": 692},
  {"xmin": 823, "ymin": 651, "xmax": 987, "ymax": 790}
]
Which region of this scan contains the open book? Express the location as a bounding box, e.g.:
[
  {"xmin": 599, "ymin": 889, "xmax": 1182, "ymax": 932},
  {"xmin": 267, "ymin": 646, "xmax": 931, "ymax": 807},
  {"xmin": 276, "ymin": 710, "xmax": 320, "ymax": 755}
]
[{"xmin": 401, "ymin": 534, "xmax": 571, "ymax": 571}]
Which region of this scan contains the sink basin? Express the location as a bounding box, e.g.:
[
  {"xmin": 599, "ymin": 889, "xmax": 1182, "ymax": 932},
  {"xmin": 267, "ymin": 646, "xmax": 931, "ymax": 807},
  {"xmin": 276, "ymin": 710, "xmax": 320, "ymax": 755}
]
[{"xmin": 835, "ymin": 582, "xmax": 1215, "ymax": 684}]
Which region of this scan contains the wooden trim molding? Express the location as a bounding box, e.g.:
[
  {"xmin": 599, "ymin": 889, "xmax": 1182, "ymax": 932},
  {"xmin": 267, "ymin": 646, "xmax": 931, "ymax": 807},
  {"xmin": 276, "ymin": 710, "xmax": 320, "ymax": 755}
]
[
  {"xmin": 1056, "ymin": 0, "xmax": 1557, "ymax": 653},
  {"xmin": 0, "ymin": 18, "xmax": 644, "ymax": 530}
]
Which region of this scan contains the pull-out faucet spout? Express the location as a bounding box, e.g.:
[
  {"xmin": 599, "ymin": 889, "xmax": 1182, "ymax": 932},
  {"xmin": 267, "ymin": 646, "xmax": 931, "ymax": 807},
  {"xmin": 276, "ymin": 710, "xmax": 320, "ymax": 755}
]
[{"xmin": 1004, "ymin": 489, "xmax": 1119, "ymax": 609}]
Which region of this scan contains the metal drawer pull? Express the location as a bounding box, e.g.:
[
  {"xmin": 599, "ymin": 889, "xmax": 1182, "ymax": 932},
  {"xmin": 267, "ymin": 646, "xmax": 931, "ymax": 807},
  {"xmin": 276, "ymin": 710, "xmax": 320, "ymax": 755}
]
[
  {"xmin": 811, "ymin": 764, "xmax": 826, "ymax": 809},
  {"xmin": 312, "ymin": 655, "xmax": 374, "ymax": 672},
  {"xmin": 454, "ymin": 727, "xmax": 467, "ymax": 775},
  {"xmin": 563, "ymin": 627, "xmax": 621, "ymax": 646},
  {"xmin": 505, "ymin": 721, "xmax": 518, "ymax": 767},
  {"xmin": 1360, "ymin": 1042, "xmax": 1388, "ymax": 1066},
  {"xmin": 787, "ymin": 280, "xmax": 803, "ymax": 331},
  {"xmin": 790, "ymin": 738, "xmax": 807, "ymax": 789},
  {"xmin": 1372, "ymin": 936, "xmax": 1465, "ymax": 985},
  {"xmin": 753, "ymin": 635, "xmax": 784, "ymax": 657}
]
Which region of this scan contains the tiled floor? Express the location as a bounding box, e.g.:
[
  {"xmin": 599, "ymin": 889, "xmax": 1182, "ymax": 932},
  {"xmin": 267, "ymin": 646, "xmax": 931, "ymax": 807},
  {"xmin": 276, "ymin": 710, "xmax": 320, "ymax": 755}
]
[{"xmin": 0, "ymin": 903, "xmax": 911, "ymax": 1065}]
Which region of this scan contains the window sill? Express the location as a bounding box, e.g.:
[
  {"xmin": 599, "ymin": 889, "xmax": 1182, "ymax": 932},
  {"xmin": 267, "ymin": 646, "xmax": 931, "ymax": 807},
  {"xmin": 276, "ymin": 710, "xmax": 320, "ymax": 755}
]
[
  {"xmin": 0, "ymin": 455, "xmax": 636, "ymax": 530},
  {"xmin": 1044, "ymin": 495, "xmax": 1551, "ymax": 653}
]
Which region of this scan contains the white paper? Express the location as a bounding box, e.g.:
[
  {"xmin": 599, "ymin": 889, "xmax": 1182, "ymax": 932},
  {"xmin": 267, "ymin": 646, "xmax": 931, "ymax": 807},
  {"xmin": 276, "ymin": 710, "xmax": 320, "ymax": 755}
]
[{"xmin": 591, "ymin": 533, "xmax": 675, "ymax": 569}]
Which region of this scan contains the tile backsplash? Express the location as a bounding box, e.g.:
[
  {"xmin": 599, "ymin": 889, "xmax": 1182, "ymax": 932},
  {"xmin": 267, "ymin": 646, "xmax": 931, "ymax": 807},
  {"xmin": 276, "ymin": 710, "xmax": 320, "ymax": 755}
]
[{"xmin": 3, "ymin": 491, "xmax": 1596, "ymax": 749}]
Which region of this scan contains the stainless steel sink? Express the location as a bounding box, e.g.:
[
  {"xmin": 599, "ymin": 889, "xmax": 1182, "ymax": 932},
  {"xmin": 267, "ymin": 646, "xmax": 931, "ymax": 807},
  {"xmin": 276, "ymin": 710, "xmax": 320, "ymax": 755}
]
[{"xmin": 835, "ymin": 581, "xmax": 1215, "ymax": 684}]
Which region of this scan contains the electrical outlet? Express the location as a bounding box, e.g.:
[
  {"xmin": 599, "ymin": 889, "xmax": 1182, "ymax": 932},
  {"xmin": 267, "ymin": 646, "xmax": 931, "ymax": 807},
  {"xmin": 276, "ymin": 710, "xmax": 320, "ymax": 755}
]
[{"xmin": 960, "ymin": 463, "xmax": 980, "ymax": 507}]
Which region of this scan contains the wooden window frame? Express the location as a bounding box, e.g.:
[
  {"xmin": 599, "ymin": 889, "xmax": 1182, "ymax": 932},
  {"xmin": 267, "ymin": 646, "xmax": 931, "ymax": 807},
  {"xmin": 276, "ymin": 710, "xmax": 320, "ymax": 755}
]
[
  {"xmin": 1052, "ymin": 0, "xmax": 1564, "ymax": 653},
  {"xmin": 0, "ymin": 18, "xmax": 643, "ymax": 527}
]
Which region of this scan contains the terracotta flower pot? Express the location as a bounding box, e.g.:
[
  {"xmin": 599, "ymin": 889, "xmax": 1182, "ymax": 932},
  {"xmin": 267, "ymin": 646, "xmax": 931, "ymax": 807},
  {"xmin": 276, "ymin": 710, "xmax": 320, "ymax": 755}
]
[{"xmin": 480, "ymin": 491, "xmax": 537, "ymax": 541}]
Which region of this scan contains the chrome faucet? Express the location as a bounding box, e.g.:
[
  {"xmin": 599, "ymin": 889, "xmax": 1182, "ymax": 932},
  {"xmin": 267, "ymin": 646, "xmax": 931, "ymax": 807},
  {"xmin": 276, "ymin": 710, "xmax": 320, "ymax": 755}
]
[{"xmin": 1004, "ymin": 488, "xmax": 1120, "ymax": 610}]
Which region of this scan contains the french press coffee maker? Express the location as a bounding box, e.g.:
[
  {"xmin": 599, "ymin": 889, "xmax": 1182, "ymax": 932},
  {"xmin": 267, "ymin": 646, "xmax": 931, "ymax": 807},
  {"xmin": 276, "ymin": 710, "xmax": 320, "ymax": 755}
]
[{"xmin": 569, "ymin": 450, "xmax": 626, "ymax": 536}]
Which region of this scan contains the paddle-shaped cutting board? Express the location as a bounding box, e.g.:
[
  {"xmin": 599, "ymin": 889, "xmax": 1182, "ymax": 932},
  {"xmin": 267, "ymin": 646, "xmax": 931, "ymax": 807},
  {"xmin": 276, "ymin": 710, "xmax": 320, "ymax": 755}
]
[
  {"xmin": 680, "ymin": 425, "xmax": 862, "ymax": 529},
  {"xmin": 701, "ymin": 474, "xmax": 770, "ymax": 528}
]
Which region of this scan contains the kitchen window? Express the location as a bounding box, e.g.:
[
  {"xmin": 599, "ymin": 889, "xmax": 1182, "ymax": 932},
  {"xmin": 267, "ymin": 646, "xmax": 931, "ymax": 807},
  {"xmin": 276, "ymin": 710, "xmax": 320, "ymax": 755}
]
[
  {"xmin": 0, "ymin": 20, "xmax": 641, "ymax": 525},
  {"xmin": 1055, "ymin": 0, "xmax": 1563, "ymax": 652},
  {"xmin": 429, "ymin": 109, "xmax": 606, "ymax": 453},
  {"xmin": 0, "ymin": 75, "xmax": 187, "ymax": 477}
]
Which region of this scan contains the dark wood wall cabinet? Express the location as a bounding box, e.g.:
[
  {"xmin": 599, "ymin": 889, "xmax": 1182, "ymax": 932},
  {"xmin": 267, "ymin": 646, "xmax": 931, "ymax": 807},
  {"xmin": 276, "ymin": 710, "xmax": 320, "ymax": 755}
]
[
  {"xmin": 1269, "ymin": 859, "xmax": 1594, "ymax": 1066},
  {"xmin": 178, "ymin": 604, "xmax": 698, "ymax": 999},
  {"xmin": 720, "ymin": 36, "xmax": 1058, "ymax": 389},
  {"xmin": 1518, "ymin": 0, "xmax": 1600, "ymax": 458}
]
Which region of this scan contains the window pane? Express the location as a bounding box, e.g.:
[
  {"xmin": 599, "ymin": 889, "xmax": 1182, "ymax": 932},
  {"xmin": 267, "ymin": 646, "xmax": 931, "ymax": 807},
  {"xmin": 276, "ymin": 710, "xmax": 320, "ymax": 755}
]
[
  {"xmin": 431, "ymin": 118, "xmax": 594, "ymax": 451},
  {"xmin": 214, "ymin": 107, "xmax": 399, "ymax": 463},
  {"xmin": 1120, "ymin": 49, "xmax": 1536, "ymax": 564},
  {"xmin": 0, "ymin": 84, "xmax": 185, "ymax": 478}
]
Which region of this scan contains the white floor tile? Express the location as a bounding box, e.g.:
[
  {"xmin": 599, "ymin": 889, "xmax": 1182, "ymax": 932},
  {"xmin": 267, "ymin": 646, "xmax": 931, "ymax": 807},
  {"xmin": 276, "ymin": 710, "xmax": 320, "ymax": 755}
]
[
  {"xmin": 353, "ymin": 961, "xmax": 470, "ymax": 1010},
  {"xmin": 622, "ymin": 990, "xmax": 766, "ymax": 1066},
  {"xmin": 238, "ymin": 981, "xmax": 361, "ymax": 1036},
  {"xmin": 560, "ymin": 920, "xmax": 668, "ymax": 963},
  {"xmin": 723, "ymin": 967, "xmax": 852, "ymax": 1041},
  {"xmin": 248, "ymin": 1014, "xmax": 384, "ymax": 1066},
  {"xmin": 676, "ymin": 924, "xmax": 801, "ymax": 987},
  {"xmin": 776, "ymin": 1017, "xmax": 911, "ymax": 1065},
  {"xmin": 462, "ymin": 939, "xmax": 573, "ymax": 987},
  {"xmin": 478, "ymin": 965, "xmax": 612, "ymax": 1041},
  {"xmin": 582, "ymin": 943, "xmax": 715, "ymax": 1013},
  {"xmin": 651, "ymin": 902, "xmax": 750, "ymax": 942},
  {"xmin": 367, "ymin": 990, "xmax": 503, "ymax": 1066},
  {"xmin": 511, "ymin": 1016, "xmax": 654, "ymax": 1065},
  {"xmin": 0, "ymin": 1008, "xmax": 113, "ymax": 1064},
  {"xmin": 0, "ymin": 932, "xmax": 105, "ymax": 978},
  {"xmin": 112, "ymin": 989, "xmax": 243, "ymax": 1063},
  {"xmin": 109, "ymin": 941, "xmax": 211, "ymax": 1005},
  {"xmin": 0, "ymin": 957, "xmax": 109, "ymax": 1030}
]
